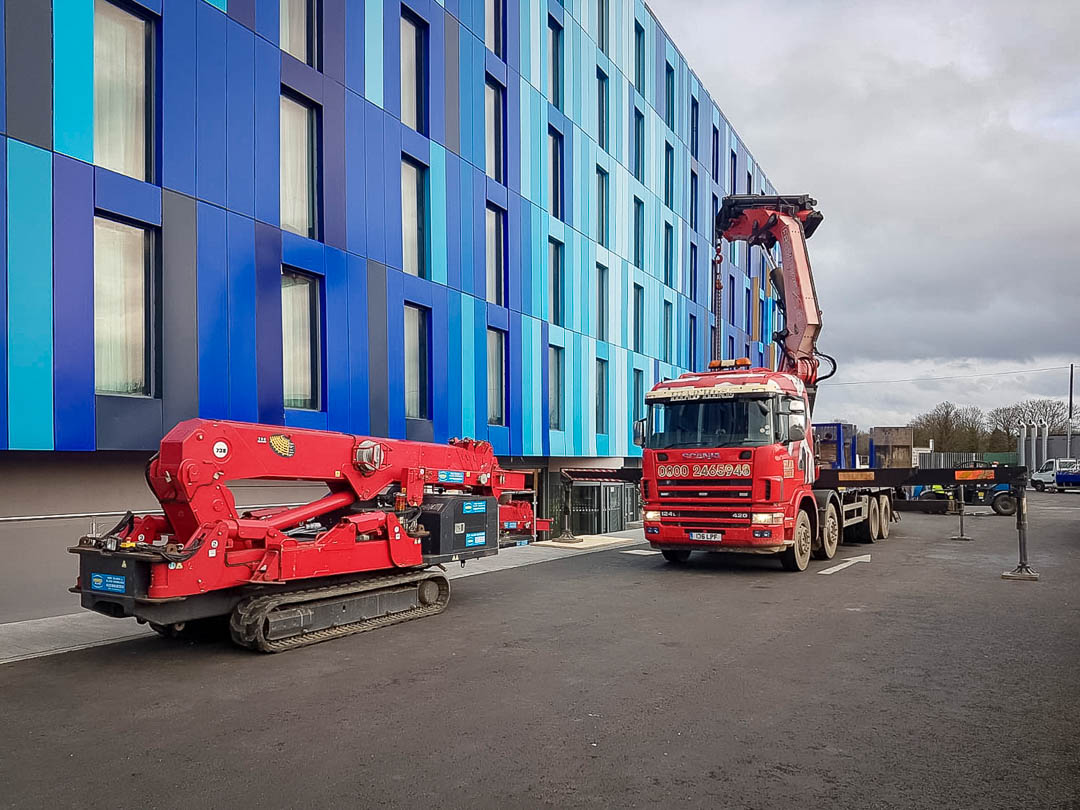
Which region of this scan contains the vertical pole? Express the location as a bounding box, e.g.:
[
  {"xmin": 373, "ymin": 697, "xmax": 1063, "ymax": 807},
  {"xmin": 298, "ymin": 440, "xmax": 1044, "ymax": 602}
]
[
  {"xmin": 1017, "ymin": 423, "xmax": 1026, "ymax": 468},
  {"xmin": 1041, "ymin": 420, "xmax": 1049, "ymax": 467},
  {"xmin": 1030, "ymin": 423, "xmax": 1038, "ymax": 471},
  {"xmin": 951, "ymin": 483, "xmax": 971, "ymax": 541},
  {"xmin": 1002, "ymin": 480, "xmax": 1038, "ymax": 580},
  {"xmin": 1067, "ymin": 363, "xmax": 1074, "ymax": 458}
]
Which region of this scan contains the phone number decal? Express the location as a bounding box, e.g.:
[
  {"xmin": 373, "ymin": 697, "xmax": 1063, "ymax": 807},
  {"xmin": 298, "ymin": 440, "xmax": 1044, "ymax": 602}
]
[{"xmin": 656, "ymin": 463, "xmax": 751, "ymax": 478}]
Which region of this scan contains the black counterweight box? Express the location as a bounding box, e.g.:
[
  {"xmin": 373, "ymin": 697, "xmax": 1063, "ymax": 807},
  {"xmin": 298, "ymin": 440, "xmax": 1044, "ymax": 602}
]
[{"xmin": 417, "ymin": 495, "xmax": 499, "ymax": 562}]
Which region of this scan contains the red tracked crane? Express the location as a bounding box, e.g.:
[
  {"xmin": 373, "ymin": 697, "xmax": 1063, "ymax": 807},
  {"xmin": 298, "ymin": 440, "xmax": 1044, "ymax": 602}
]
[{"xmin": 71, "ymin": 419, "xmax": 532, "ymax": 651}]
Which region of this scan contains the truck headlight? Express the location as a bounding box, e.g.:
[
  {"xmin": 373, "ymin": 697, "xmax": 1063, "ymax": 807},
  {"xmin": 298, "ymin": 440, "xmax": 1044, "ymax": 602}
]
[
  {"xmin": 644, "ymin": 510, "xmax": 662, "ymax": 521},
  {"xmin": 751, "ymin": 512, "xmax": 785, "ymax": 525}
]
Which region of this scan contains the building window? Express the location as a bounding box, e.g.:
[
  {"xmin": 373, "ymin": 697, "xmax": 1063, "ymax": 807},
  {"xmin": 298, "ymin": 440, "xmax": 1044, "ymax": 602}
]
[
  {"xmin": 633, "ymin": 109, "xmax": 645, "ymax": 181},
  {"xmin": 689, "ymin": 314, "xmax": 697, "ymax": 370},
  {"xmin": 485, "ymin": 0, "xmax": 504, "ymax": 58},
  {"xmin": 690, "ymin": 97, "xmax": 699, "ymax": 158},
  {"xmin": 548, "ymin": 17, "xmax": 563, "ymax": 110},
  {"xmin": 689, "ymin": 243, "xmax": 698, "ymax": 302},
  {"xmin": 597, "ymin": 0, "xmax": 608, "ymax": 54},
  {"xmin": 634, "ymin": 22, "xmax": 645, "ymax": 89},
  {"xmin": 745, "ymin": 288, "xmax": 752, "ymax": 331},
  {"xmin": 549, "ymin": 238, "xmax": 564, "ymax": 325},
  {"xmin": 728, "ymin": 275, "xmax": 735, "ymax": 322},
  {"xmin": 663, "ymin": 223, "xmax": 673, "ymax": 286},
  {"xmin": 728, "ymin": 335, "xmax": 735, "ymax": 360},
  {"xmin": 690, "ymin": 171, "xmax": 699, "ymax": 231},
  {"xmin": 94, "ymin": 216, "xmax": 152, "ymax": 396},
  {"xmin": 664, "ymin": 142, "xmax": 674, "ymax": 208},
  {"xmin": 664, "ymin": 62, "xmax": 675, "ymax": 128},
  {"xmin": 400, "ymin": 11, "xmax": 426, "ymax": 134},
  {"xmin": 280, "ymin": 93, "xmax": 318, "ymax": 239},
  {"xmin": 486, "ymin": 204, "xmax": 506, "ymax": 305},
  {"xmin": 730, "ymin": 149, "xmax": 738, "ymax": 195},
  {"xmin": 744, "ymin": 341, "xmax": 751, "ymax": 360},
  {"xmin": 401, "ymin": 156, "xmax": 427, "ymax": 278},
  {"xmin": 712, "ymin": 193, "xmax": 719, "ymax": 233},
  {"xmin": 711, "ymin": 126, "xmax": 720, "ymax": 183},
  {"xmin": 280, "ymin": 0, "xmax": 318, "ymax": 67},
  {"xmin": 663, "ymin": 301, "xmax": 672, "ymax": 363},
  {"xmin": 595, "ymin": 359, "xmax": 608, "ymax": 434},
  {"xmin": 633, "ymin": 284, "xmax": 644, "ymax": 353},
  {"xmin": 548, "ymin": 128, "xmax": 563, "ymax": 220},
  {"xmin": 549, "ymin": 345, "xmax": 563, "ymax": 430},
  {"xmin": 94, "ymin": 0, "xmax": 151, "ymax": 181},
  {"xmin": 633, "ymin": 369, "xmax": 644, "ymax": 421},
  {"xmin": 281, "ymin": 268, "xmax": 321, "ymax": 410},
  {"xmin": 597, "ymin": 263, "xmax": 608, "ymax": 341},
  {"xmin": 632, "ymin": 197, "xmax": 644, "ymax": 269},
  {"xmin": 487, "ymin": 328, "xmax": 506, "ymax": 426},
  {"xmin": 596, "ymin": 167, "xmax": 609, "ymax": 247},
  {"xmin": 404, "ymin": 305, "xmax": 430, "ymax": 419},
  {"xmin": 596, "ymin": 68, "xmax": 608, "ymax": 151},
  {"xmin": 485, "ymin": 77, "xmax": 505, "ymax": 182},
  {"xmin": 747, "ymin": 170, "xmax": 753, "ymax": 195}
]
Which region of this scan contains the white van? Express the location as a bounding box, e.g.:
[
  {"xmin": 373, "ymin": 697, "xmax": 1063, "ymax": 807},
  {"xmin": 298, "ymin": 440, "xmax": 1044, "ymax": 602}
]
[{"xmin": 1031, "ymin": 458, "xmax": 1078, "ymax": 491}]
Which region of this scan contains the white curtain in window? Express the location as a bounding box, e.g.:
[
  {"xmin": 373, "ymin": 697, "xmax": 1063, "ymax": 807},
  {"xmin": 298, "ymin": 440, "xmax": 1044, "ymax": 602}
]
[
  {"xmin": 404, "ymin": 306, "xmax": 427, "ymax": 418},
  {"xmin": 280, "ymin": 0, "xmax": 309, "ymax": 64},
  {"xmin": 400, "ymin": 17, "xmax": 419, "ymax": 130},
  {"xmin": 401, "ymin": 160, "xmax": 421, "ymax": 276},
  {"xmin": 94, "ymin": 218, "xmax": 147, "ymax": 395},
  {"xmin": 94, "ymin": 0, "xmax": 146, "ymax": 180},
  {"xmin": 281, "ymin": 271, "xmax": 316, "ymax": 409},
  {"xmin": 487, "ymin": 330, "xmax": 504, "ymax": 426},
  {"xmin": 280, "ymin": 95, "xmax": 313, "ymax": 237}
]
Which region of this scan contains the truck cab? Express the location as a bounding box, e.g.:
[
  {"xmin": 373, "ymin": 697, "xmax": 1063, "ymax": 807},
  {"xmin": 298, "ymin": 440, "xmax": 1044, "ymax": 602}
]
[
  {"xmin": 1032, "ymin": 458, "xmax": 1078, "ymax": 491},
  {"xmin": 634, "ymin": 362, "xmax": 822, "ymax": 570}
]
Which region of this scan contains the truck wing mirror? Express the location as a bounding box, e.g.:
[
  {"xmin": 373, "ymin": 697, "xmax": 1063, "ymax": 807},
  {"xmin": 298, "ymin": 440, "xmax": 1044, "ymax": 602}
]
[
  {"xmin": 788, "ymin": 423, "xmax": 806, "ymax": 442},
  {"xmin": 633, "ymin": 419, "xmax": 646, "ymax": 447}
]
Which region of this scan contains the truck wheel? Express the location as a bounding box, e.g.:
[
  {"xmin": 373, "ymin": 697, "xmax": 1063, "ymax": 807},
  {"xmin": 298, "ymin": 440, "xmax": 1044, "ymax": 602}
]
[
  {"xmin": 781, "ymin": 511, "xmax": 813, "ymax": 572},
  {"xmin": 851, "ymin": 497, "xmax": 880, "ymax": 543},
  {"xmin": 812, "ymin": 502, "xmax": 839, "ymax": 560},
  {"xmin": 1033, "ymin": 480, "xmax": 1045, "ymax": 492},
  {"xmin": 992, "ymin": 492, "xmax": 1017, "ymax": 516},
  {"xmin": 661, "ymin": 549, "xmax": 691, "ymax": 563},
  {"xmin": 876, "ymin": 496, "xmax": 891, "ymax": 540}
]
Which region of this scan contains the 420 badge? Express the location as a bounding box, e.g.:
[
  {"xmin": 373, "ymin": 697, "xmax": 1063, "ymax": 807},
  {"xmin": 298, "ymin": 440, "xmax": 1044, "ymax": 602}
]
[{"xmin": 656, "ymin": 463, "xmax": 752, "ymax": 478}]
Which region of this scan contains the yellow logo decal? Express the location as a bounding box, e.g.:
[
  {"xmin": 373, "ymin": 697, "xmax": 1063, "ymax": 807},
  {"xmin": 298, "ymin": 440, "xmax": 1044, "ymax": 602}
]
[{"xmin": 269, "ymin": 434, "xmax": 296, "ymax": 458}]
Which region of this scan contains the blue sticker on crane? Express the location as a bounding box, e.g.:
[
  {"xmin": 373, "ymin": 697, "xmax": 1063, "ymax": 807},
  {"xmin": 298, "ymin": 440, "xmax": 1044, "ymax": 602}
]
[
  {"xmin": 89, "ymin": 573, "xmax": 126, "ymax": 594},
  {"xmin": 438, "ymin": 470, "xmax": 466, "ymax": 484},
  {"xmin": 504, "ymin": 521, "xmax": 518, "ymax": 529},
  {"xmin": 462, "ymin": 500, "xmax": 487, "ymax": 514},
  {"xmin": 465, "ymin": 531, "xmax": 487, "ymax": 547}
]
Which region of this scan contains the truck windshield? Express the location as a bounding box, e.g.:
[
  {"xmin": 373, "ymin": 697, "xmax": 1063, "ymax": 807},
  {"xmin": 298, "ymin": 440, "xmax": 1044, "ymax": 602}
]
[{"xmin": 646, "ymin": 397, "xmax": 775, "ymax": 449}]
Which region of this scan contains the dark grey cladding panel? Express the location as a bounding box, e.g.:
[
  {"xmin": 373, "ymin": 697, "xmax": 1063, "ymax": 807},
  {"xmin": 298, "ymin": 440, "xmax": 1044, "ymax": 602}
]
[
  {"xmin": 161, "ymin": 191, "xmax": 200, "ymax": 431},
  {"xmin": 405, "ymin": 418, "xmax": 433, "ymax": 444},
  {"xmin": 366, "ymin": 260, "xmax": 388, "ymax": 437},
  {"xmin": 5, "ymin": 0, "xmax": 52, "ymax": 149},
  {"xmin": 443, "ymin": 14, "xmax": 459, "ymax": 156},
  {"xmin": 95, "ymin": 395, "xmax": 163, "ymax": 450}
]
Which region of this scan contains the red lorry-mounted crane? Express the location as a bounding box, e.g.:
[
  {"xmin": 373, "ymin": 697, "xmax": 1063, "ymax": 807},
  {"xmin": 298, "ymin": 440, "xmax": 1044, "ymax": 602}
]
[
  {"xmin": 635, "ymin": 195, "xmax": 893, "ymax": 571},
  {"xmin": 71, "ymin": 419, "xmax": 539, "ymax": 651}
]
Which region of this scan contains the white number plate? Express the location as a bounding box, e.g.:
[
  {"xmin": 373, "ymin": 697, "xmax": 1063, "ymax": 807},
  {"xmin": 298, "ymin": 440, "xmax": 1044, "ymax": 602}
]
[{"xmin": 689, "ymin": 531, "xmax": 723, "ymax": 542}]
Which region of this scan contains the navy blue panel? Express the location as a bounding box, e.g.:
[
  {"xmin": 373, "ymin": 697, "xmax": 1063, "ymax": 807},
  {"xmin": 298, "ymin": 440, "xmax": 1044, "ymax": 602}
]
[
  {"xmin": 430, "ymin": 284, "xmax": 449, "ymax": 443},
  {"xmin": 94, "ymin": 168, "xmax": 162, "ymax": 226},
  {"xmin": 227, "ymin": 212, "xmax": 258, "ymax": 422},
  {"xmin": 346, "ymin": 254, "xmax": 369, "ymax": 434},
  {"xmin": 282, "ymin": 230, "xmax": 323, "ymax": 271},
  {"xmin": 445, "ymin": 153, "xmax": 460, "ymax": 290},
  {"xmin": 323, "ymin": 0, "xmax": 345, "ymax": 83},
  {"xmin": 324, "ymin": 246, "xmax": 350, "ymax": 430},
  {"xmin": 506, "ymin": 75, "xmax": 519, "ymax": 195},
  {"xmin": 52, "ymin": 154, "xmax": 94, "ymax": 450},
  {"xmin": 485, "ymin": 177, "xmax": 507, "ymax": 209},
  {"xmin": 227, "ymin": 0, "xmax": 255, "ymax": 29},
  {"xmin": 281, "ymin": 55, "xmax": 323, "ymax": 103},
  {"xmin": 540, "ymin": 319, "xmax": 550, "ymax": 457},
  {"xmin": 508, "ymin": 311, "xmax": 522, "ymax": 455},
  {"xmin": 385, "ymin": 270, "xmax": 405, "ymax": 438},
  {"xmin": 362, "ymin": 104, "xmax": 385, "ymax": 264},
  {"xmin": 162, "ymin": 0, "xmax": 197, "ymax": 195},
  {"xmin": 471, "ymin": 169, "xmax": 485, "ymax": 296},
  {"xmin": 344, "ymin": 90, "xmax": 366, "ymax": 256},
  {"xmin": 196, "ymin": 1, "xmax": 228, "ymax": 206},
  {"xmin": 253, "ymin": 35, "xmax": 280, "ymax": 225},
  {"xmin": 196, "ymin": 203, "xmax": 229, "ymax": 418},
  {"xmin": 226, "ymin": 19, "xmax": 256, "ymax": 217},
  {"xmin": 486, "ymin": 302, "xmax": 509, "ymax": 330},
  {"xmin": 322, "ymin": 79, "xmax": 347, "ymax": 249},
  {"xmin": 400, "ymin": 127, "xmax": 429, "ymax": 165},
  {"xmin": 507, "ymin": 194, "xmax": 521, "ymax": 312},
  {"xmin": 344, "ymin": 0, "xmax": 363, "ymax": 93},
  {"xmin": 254, "ymin": 221, "xmax": 284, "ymax": 424}
]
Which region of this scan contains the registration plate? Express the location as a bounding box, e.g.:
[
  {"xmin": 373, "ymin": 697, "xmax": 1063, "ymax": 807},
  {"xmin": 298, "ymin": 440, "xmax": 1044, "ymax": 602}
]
[{"xmin": 688, "ymin": 532, "xmax": 723, "ymax": 542}]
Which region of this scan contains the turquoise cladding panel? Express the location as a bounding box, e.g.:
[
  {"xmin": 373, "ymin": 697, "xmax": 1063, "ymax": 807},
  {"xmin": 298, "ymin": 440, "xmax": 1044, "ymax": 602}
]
[
  {"xmin": 6, "ymin": 140, "xmax": 53, "ymax": 449},
  {"xmin": 53, "ymin": 0, "xmax": 93, "ymax": 162}
]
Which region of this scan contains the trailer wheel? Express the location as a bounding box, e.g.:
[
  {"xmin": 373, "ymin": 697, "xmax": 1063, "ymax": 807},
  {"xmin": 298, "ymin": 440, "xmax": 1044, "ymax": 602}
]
[
  {"xmin": 876, "ymin": 496, "xmax": 891, "ymax": 540},
  {"xmin": 781, "ymin": 510, "xmax": 813, "ymax": 571},
  {"xmin": 661, "ymin": 549, "xmax": 691, "ymax": 564},
  {"xmin": 851, "ymin": 497, "xmax": 880, "ymax": 543},
  {"xmin": 991, "ymin": 492, "xmax": 1017, "ymax": 517},
  {"xmin": 812, "ymin": 502, "xmax": 839, "ymax": 560}
]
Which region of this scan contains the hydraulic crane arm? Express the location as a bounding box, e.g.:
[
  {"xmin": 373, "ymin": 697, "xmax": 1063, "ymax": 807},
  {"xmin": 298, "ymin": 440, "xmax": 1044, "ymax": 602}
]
[{"xmin": 715, "ymin": 194, "xmax": 832, "ymax": 407}]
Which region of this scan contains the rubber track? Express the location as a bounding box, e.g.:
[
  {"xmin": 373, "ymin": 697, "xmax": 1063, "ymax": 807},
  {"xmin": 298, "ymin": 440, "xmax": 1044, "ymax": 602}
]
[{"xmin": 229, "ymin": 570, "xmax": 450, "ymax": 653}]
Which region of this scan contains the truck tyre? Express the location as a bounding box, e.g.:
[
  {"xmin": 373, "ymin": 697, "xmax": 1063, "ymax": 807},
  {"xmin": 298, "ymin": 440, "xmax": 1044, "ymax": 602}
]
[
  {"xmin": 1032, "ymin": 480, "xmax": 1045, "ymax": 492},
  {"xmin": 851, "ymin": 497, "xmax": 879, "ymax": 543},
  {"xmin": 812, "ymin": 502, "xmax": 839, "ymax": 560},
  {"xmin": 992, "ymin": 492, "xmax": 1017, "ymax": 517},
  {"xmin": 876, "ymin": 496, "xmax": 891, "ymax": 540},
  {"xmin": 661, "ymin": 549, "xmax": 691, "ymax": 564},
  {"xmin": 781, "ymin": 510, "xmax": 813, "ymax": 572}
]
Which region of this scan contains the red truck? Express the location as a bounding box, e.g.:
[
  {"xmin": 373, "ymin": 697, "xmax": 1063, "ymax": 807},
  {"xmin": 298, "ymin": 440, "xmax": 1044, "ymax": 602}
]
[{"xmin": 635, "ymin": 195, "xmax": 893, "ymax": 571}]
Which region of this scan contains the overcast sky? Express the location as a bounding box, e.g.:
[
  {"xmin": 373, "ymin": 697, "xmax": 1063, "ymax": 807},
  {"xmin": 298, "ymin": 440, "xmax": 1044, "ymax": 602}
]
[{"xmin": 651, "ymin": 0, "xmax": 1079, "ymax": 428}]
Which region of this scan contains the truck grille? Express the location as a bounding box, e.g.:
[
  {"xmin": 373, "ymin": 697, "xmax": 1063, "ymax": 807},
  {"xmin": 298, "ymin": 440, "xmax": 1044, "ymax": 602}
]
[
  {"xmin": 656, "ymin": 477, "xmax": 753, "ymax": 501},
  {"xmin": 653, "ymin": 477, "xmax": 754, "ymax": 531},
  {"xmin": 657, "ymin": 506, "xmax": 752, "ymax": 530}
]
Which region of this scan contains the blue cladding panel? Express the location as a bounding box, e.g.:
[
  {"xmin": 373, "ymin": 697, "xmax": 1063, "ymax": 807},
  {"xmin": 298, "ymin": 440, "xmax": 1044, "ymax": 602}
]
[
  {"xmin": 253, "ymin": 35, "xmax": 279, "ymax": 225},
  {"xmin": 225, "ymin": 19, "xmax": 256, "ymax": 216},
  {"xmin": 162, "ymin": 0, "xmax": 198, "ymax": 195},
  {"xmin": 227, "ymin": 212, "xmax": 258, "ymax": 421},
  {"xmin": 196, "ymin": 202, "xmax": 229, "ymax": 417},
  {"xmin": 0, "ymin": 137, "xmax": 5, "ymax": 449},
  {"xmin": 6, "ymin": 140, "xmax": 53, "ymax": 449},
  {"xmin": 52, "ymin": 0, "xmax": 93, "ymax": 162},
  {"xmin": 346, "ymin": 253, "xmax": 369, "ymax": 433},
  {"xmin": 196, "ymin": 1, "xmax": 228, "ymax": 206},
  {"xmin": 52, "ymin": 154, "xmax": 94, "ymax": 449}
]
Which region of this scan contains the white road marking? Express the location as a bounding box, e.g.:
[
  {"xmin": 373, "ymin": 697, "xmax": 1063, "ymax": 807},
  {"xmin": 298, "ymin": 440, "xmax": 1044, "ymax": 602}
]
[
  {"xmin": 818, "ymin": 554, "xmax": 872, "ymax": 575},
  {"xmin": 621, "ymin": 549, "xmax": 660, "ymax": 556}
]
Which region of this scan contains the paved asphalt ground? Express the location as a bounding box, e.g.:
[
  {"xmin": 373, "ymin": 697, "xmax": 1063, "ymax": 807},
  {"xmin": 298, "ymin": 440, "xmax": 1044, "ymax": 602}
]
[{"xmin": 2, "ymin": 492, "xmax": 1078, "ymax": 809}]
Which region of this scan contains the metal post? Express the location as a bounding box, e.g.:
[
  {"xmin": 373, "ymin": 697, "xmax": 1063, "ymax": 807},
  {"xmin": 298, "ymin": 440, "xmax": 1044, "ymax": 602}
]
[
  {"xmin": 553, "ymin": 474, "xmax": 582, "ymax": 544},
  {"xmin": 950, "ymin": 484, "xmax": 971, "ymax": 541},
  {"xmin": 1030, "ymin": 423, "xmax": 1038, "ymax": 472},
  {"xmin": 1040, "ymin": 420, "xmax": 1049, "ymax": 467},
  {"xmin": 1068, "ymin": 363, "xmax": 1074, "ymax": 458},
  {"xmin": 1002, "ymin": 481, "xmax": 1039, "ymax": 580},
  {"xmin": 1017, "ymin": 422, "xmax": 1026, "ymax": 468}
]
